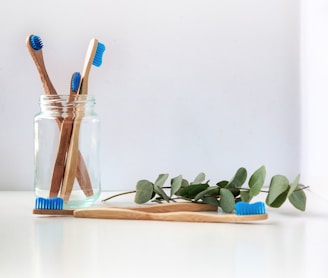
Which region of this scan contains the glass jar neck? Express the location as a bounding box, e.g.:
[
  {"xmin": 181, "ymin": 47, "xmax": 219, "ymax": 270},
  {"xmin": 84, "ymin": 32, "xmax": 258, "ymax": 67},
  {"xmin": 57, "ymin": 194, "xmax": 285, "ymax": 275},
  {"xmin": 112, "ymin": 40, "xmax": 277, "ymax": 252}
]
[{"xmin": 39, "ymin": 95, "xmax": 96, "ymax": 117}]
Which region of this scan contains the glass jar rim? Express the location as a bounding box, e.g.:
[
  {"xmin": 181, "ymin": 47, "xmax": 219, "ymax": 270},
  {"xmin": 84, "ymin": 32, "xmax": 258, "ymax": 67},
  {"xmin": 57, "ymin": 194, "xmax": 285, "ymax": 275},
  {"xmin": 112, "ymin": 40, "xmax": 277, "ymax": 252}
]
[{"xmin": 39, "ymin": 94, "xmax": 96, "ymax": 104}]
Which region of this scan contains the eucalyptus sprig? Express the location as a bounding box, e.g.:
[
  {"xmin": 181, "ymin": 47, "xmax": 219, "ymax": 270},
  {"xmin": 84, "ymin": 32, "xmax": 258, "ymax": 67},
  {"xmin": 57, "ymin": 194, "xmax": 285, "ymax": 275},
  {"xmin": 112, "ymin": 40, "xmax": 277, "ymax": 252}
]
[{"xmin": 102, "ymin": 166, "xmax": 308, "ymax": 213}]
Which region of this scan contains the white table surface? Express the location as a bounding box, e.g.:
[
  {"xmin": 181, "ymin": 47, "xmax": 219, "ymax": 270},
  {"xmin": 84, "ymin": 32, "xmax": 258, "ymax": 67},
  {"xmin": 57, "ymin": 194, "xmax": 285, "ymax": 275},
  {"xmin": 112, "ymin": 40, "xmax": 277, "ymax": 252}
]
[{"xmin": 0, "ymin": 190, "xmax": 327, "ymax": 278}]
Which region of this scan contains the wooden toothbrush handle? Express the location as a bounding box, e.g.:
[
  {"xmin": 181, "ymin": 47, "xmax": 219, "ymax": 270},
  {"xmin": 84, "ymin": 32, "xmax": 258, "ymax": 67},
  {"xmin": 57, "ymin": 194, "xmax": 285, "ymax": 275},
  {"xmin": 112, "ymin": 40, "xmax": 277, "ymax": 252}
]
[
  {"xmin": 33, "ymin": 203, "xmax": 216, "ymax": 216},
  {"xmin": 49, "ymin": 118, "xmax": 73, "ymax": 197},
  {"xmin": 26, "ymin": 43, "xmax": 57, "ymax": 96},
  {"xmin": 121, "ymin": 202, "xmax": 217, "ymax": 213},
  {"xmin": 60, "ymin": 116, "xmax": 83, "ymax": 203},
  {"xmin": 33, "ymin": 202, "xmax": 218, "ymax": 215},
  {"xmin": 73, "ymin": 208, "xmax": 268, "ymax": 223},
  {"xmin": 50, "ymin": 116, "xmax": 93, "ymax": 198}
]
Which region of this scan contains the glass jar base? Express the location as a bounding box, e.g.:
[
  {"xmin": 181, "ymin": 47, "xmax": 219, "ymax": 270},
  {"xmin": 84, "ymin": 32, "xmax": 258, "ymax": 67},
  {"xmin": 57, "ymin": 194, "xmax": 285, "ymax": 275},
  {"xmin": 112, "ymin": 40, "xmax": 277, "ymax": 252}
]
[{"xmin": 35, "ymin": 188, "xmax": 101, "ymax": 209}]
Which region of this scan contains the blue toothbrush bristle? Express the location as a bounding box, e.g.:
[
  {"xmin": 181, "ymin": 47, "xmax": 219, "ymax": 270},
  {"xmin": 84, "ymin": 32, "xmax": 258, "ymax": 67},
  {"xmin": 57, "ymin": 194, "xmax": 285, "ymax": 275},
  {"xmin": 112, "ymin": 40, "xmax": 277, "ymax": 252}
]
[
  {"xmin": 35, "ymin": 197, "xmax": 64, "ymax": 210},
  {"xmin": 30, "ymin": 35, "xmax": 43, "ymax": 51},
  {"xmin": 71, "ymin": 72, "xmax": 81, "ymax": 92},
  {"xmin": 235, "ymin": 201, "xmax": 266, "ymax": 215},
  {"xmin": 92, "ymin": 42, "xmax": 105, "ymax": 67}
]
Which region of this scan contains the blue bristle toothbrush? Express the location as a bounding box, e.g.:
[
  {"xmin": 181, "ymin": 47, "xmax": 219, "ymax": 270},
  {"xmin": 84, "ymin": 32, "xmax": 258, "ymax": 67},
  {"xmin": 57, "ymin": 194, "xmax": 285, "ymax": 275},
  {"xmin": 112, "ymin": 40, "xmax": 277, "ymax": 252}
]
[
  {"xmin": 26, "ymin": 35, "xmax": 57, "ymax": 95},
  {"xmin": 73, "ymin": 201, "xmax": 268, "ymax": 222},
  {"xmin": 33, "ymin": 198, "xmax": 217, "ymax": 215},
  {"xmin": 49, "ymin": 72, "xmax": 83, "ymax": 198},
  {"xmin": 78, "ymin": 38, "xmax": 106, "ymax": 95},
  {"xmin": 60, "ymin": 39, "xmax": 105, "ymax": 203}
]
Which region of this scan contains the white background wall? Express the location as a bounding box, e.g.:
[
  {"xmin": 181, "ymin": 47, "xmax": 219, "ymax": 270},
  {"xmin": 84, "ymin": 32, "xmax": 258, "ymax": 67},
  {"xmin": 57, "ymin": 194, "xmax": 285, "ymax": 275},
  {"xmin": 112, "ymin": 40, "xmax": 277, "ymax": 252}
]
[
  {"xmin": 0, "ymin": 0, "xmax": 301, "ymax": 191},
  {"xmin": 301, "ymin": 0, "xmax": 328, "ymax": 197}
]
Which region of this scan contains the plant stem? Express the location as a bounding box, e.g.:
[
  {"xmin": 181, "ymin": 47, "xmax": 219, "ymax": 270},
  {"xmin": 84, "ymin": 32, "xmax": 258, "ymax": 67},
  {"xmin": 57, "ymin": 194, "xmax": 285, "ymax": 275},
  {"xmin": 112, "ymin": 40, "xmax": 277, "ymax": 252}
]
[{"xmin": 102, "ymin": 190, "xmax": 136, "ymax": 202}]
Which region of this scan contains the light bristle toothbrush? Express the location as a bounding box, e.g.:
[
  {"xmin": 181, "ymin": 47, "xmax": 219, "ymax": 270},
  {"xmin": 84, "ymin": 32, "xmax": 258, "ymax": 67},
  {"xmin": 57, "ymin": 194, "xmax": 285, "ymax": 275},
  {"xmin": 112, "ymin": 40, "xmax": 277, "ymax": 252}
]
[
  {"xmin": 60, "ymin": 39, "xmax": 105, "ymax": 203},
  {"xmin": 26, "ymin": 35, "xmax": 57, "ymax": 95},
  {"xmin": 33, "ymin": 197, "xmax": 268, "ymax": 223}
]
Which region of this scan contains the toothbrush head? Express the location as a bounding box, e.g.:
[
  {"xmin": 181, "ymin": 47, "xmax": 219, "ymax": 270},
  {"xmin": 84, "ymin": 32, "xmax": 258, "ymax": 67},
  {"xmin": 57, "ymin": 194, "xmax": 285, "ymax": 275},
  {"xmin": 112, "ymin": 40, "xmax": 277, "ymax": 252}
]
[
  {"xmin": 33, "ymin": 197, "xmax": 74, "ymax": 215},
  {"xmin": 35, "ymin": 197, "xmax": 64, "ymax": 210},
  {"xmin": 92, "ymin": 42, "xmax": 105, "ymax": 67},
  {"xmin": 29, "ymin": 35, "xmax": 43, "ymax": 51},
  {"xmin": 71, "ymin": 72, "xmax": 81, "ymax": 93},
  {"xmin": 235, "ymin": 201, "xmax": 266, "ymax": 215}
]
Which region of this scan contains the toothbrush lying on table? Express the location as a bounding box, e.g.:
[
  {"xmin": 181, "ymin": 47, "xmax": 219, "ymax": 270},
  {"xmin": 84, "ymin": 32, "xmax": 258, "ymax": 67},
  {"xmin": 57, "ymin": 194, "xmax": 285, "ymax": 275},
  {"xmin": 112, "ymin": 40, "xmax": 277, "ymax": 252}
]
[
  {"xmin": 60, "ymin": 38, "xmax": 105, "ymax": 203},
  {"xmin": 73, "ymin": 202, "xmax": 268, "ymax": 222},
  {"xmin": 74, "ymin": 206, "xmax": 267, "ymax": 223},
  {"xmin": 33, "ymin": 197, "xmax": 218, "ymax": 216},
  {"xmin": 26, "ymin": 34, "xmax": 93, "ymax": 198}
]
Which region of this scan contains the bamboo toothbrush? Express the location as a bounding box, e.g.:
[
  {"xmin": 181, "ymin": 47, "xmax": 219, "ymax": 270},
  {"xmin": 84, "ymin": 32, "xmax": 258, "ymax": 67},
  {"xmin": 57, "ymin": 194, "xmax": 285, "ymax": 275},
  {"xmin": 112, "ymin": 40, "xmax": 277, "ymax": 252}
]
[
  {"xmin": 73, "ymin": 202, "xmax": 268, "ymax": 223},
  {"xmin": 79, "ymin": 38, "xmax": 105, "ymax": 95},
  {"xmin": 33, "ymin": 197, "xmax": 218, "ymax": 216},
  {"xmin": 49, "ymin": 73, "xmax": 93, "ymax": 197},
  {"xmin": 73, "ymin": 208, "xmax": 267, "ymax": 223},
  {"xmin": 26, "ymin": 35, "xmax": 93, "ymax": 197},
  {"xmin": 60, "ymin": 38, "xmax": 105, "ymax": 203},
  {"xmin": 26, "ymin": 34, "xmax": 57, "ymax": 95},
  {"xmin": 68, "ymin": 74, "xmax": 93, "ymax": 197},
  {"xmin": 74, "ymin": 201, "xmax": 268, "ymax": 223}
]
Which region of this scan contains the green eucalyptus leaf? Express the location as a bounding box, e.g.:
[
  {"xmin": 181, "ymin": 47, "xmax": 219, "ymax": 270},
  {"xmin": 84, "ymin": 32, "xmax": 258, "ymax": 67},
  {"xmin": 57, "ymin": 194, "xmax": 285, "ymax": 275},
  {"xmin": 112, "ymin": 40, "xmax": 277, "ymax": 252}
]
[
  {"xmin": 230, "ymin": 188, "xmax": 241, "ymax": 197},
  {"xmin": 178, "ymin": 183, "xmax": 209, "ymax": 198},
  {"xmin": 202, "ymin": 196, "xmax": 220, "ymax": 206},
  {"xmin": 154, "ymin": 174, "xmax": 169, "ymax": 188},
  {"xmin": 191, "ymin": 172, "xmax": 206, "ymax": 184},
  {"xmin": 266, "ymin": 175, "xmax": 289, "ymax": 206},
  {"xmin": 175, "ymin": 179, "xmax": 190, "ymax": 196},
  {"xmin": 154, "ymin": 184, "xmax": 170, "ymax": 202},
  {"xmin": 216, "ymin": 180, "xmax": 229, "ymax": 188},
  {"xmin": 181, "ymin": 179, "xmax": 189, "ymax": 188},
  {"xmin": 249, "ymin": 166, "xmax": 266, "ymax": 197},
  {"xmin": 226, "ymin": 167, "xmax": 247, "ymax": 188},
  {"xmin": 194, "ymin": 186, "xmax": 220, "ymax": 202},
  {"xmin": 240, "ymin": 190, "xmax": 252, "ymax": 202},
  {"xmin": 288, "ymin": 186, "xmax": 306, "ymax": 211},
  {"xmin": 134, "ymin": 180, "xmax": 154, "ymax": 204},
  {"xmin": 170, "ymin": 175, "xmax": 183, "ymax": 197},
  {"xmin": 287, "ymin": 174, "xmax": 300, "ymax": 197},
  {"xmin": 267, "ymin": 190, "xmax": 288, "ymax": 208},
  {"xmin": 220, "ymin": 188, "xmax": 235, "ymax": 213}
]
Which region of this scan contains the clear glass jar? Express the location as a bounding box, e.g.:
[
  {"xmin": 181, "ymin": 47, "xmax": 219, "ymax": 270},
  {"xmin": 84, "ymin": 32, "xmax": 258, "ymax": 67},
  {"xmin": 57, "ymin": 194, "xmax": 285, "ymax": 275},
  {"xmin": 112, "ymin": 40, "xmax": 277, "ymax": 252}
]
[{"xmin": 34, "ymin": 95, "xmax": 101, "ymax": 208}]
